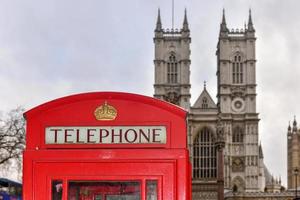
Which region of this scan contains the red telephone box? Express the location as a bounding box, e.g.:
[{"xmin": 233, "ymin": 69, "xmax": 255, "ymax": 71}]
[{"xmin": 23, "ymin": 92, "xmax": 191, "ymax": 200}]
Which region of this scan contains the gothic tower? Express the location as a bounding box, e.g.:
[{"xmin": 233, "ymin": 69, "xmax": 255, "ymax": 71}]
[
  {"xmin": 216, "ymin": 10, "xmax": 262, "ymax": 192},
  {"xmin": 287, "ymin": 117, "xmax": 300, "ymax": 189},
  {"xmin": 153, "ymin": 9, "xmax": 191, "ymax": 110}
]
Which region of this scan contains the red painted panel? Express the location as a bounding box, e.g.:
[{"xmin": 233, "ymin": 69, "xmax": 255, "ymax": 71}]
[{"xmin": 23, "ymin": 149, "xmax": 190, "ymax": 200}]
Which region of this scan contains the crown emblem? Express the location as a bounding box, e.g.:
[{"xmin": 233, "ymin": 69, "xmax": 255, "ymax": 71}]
[{"xmin": 94, "ymin": 101, "xmax": 117, "ymax": 121}]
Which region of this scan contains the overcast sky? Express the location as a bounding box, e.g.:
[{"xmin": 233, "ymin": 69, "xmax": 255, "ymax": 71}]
[{"xmin": 0, "ymin": 0, "xmax": 299, "ymax": 186}]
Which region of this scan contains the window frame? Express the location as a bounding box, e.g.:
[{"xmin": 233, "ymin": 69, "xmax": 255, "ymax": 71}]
[
  {"xmin": 232, "ymin": 126, "xmax": 244, "ymax": 143},
  {"xmin": 167, "ymin": 54, "xmax": 178, "ymax": 84},
  {"xmin": 193, "ymin": 127, "xmax": 217, "ymax": 179},
  {"xmin": 232, "ymin": 55, "xmax": 244, "ymax": 84}
]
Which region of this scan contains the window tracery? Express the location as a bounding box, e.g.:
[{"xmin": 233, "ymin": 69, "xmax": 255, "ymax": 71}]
[
  {"xmin": 232, "ymin": 55, "xmax": 243, "ymax": 84},
  {"xmin": 167, "ymin": 54, "xmax": 178, "ymax": 83},
  {"xmin": 202, "ymin": 97, "xmax": 208, "ymax": 109},
  {"xmin": 232, "ymin": 126, "xmax": 244, "ymax": 143},
  {"xmin": 193, "ymin": 127, "xmax": 217, "ymax": 179}
]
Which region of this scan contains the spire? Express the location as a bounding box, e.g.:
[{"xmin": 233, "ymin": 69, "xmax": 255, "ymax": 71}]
[
  {"xmin": 182, "ymin": 8, "xmax": 189, "ymax": 31},
  {"xmin": 259, "ymin": 142, "xmax": 264, "ymax": 159},
  {"xmin": 293, "ymin": 115, "xmax": 297, "ymax": 132},
  {"xmin": 248, "ymin": 9, "xmax": 253, "ymax": 24},
  {"xmin": 279, "ymin": 176, "xmax": 281, "ymax": 184},
  {"xmin": 288, "ymin": 121, "xmax": 292, "ymax": 132},
  {"xmin": 204, "ymin": 81, "xmax": 207, "ymax": 90},
  {"xmin": 247, "ymin": 9, "xmax": 255, "ymax": 32},
  {"xmin": 220, "ymin": 8, "xmax": 228, "ymax": 33},
  {"xmin": 155, "ymin": 8, "xmax": 162, "ymax": 32},
  {"xmin": 222, "ymin": 8, "xmax": 226, "ymax": 24},
  {"xmin": 271, "ymin": 175, "xmax": 274, "ymax": 183}
]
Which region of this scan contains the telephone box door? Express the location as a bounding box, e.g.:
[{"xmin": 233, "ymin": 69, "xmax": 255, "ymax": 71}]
[{"xmin": 28, "ymin": 149, "xmax": 180, "ymax": 200}]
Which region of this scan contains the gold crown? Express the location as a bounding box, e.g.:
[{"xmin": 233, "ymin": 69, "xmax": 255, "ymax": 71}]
[{"xmin": 94, "ymin": 101, "xmax": 117, "ymax": 121}]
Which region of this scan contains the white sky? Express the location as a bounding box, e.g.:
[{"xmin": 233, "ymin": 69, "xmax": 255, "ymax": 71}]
[{"xmin": 0, "ymin": 0, "xmax": 299, "ymax": 186}]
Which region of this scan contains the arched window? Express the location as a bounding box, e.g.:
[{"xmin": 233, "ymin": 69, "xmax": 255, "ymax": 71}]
[
  {"xmin": 232, "ymin": 126, "xmax": 244, "ymax": 143},
  {"xmin": 202, "ymin": 97, "xmax": 208, "ymax": 109},
  {"xmin": 232, "ymin": 55, "xmax": 243, "ymax": 84},
  {"xmin": 193, "ymin": 127, "xmax": 217, "ymax": 179},
  {"xmin": 167, "ymin": 54, "xmax": 178, "ymax": 83}
]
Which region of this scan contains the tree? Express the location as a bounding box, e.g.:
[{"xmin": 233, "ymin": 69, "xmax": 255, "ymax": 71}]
[{"xmin": 0, "ymin": 107, "xmax": 25, "ymax": 172}]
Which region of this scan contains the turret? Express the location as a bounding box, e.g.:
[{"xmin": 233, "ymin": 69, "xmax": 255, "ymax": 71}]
[
  {"xmin": 279, "ymin": 176, "xmax": 281, "ymax": 185},
  {"xmin": 155, "ymin": 8, "xmax": 163, "ymax": 36},
  {"xmin": 220, "ymin": 9, "xmax": 229, "ymax": 36},
  {"xmin": 293, "ymin": 116, "xmax": 297, "ymax": 132},
  {"xmin": 288, "ymin": 121, "xmax": 292, "ymax": 134},
  {"xmin": 258, "ymin": 142, "xmax": 266, "ymax": 191},
  {"xmin": 246, "ymin": 9, "xmax": 255, "ymax": 38},
  {"xmin": 182, "ymin": 8, "xmax": 189, "ymax": 32},
  {"xmin": 265, "ymin": 175, "xmax": 282, "ymax": 193},
  {"xmin": 259, "ymin": 143, "xmax": 264, "ymax": 159},
  {"xmin": 271, "ymin": 175, "xmax": 274, "ymax": 183},
  {"xmin": 220, "ymin": 9, "xmax": 228, "ymax": 33},
  {"xmin": 247, "ymin": 9, "xmax": 255, "ymax": 32}
]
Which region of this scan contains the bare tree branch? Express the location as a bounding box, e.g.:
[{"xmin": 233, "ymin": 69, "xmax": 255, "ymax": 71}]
[{"xmin": 0, "ymin": 107, "xmax": 25, "ymax": 167}]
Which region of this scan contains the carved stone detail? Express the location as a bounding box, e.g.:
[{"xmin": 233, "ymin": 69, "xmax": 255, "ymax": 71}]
[
  {"xmin": 232, "ymin": 157, "xmax": 245, "ymax": 172},
  {"xmin": 230, "ymin": 86, "xmax": 246, "ymax": 98}
]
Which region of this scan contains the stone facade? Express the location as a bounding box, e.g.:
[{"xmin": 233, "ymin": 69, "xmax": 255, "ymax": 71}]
[
  {"xmin": 216, "ymin": 10, "xmax": 264, "ymax": 193},
  {"xmin": 152, "ymin": 8, "xmax": 291, "ymax": 200},
  {"xmin": 153, "ymin": 9, "xmax": 191, "ymax": 110}
]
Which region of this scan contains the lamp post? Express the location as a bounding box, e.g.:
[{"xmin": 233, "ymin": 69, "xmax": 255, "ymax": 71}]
[{"xmin": 294, "ymin": 168, "xmax": 299, "ymax": 199}]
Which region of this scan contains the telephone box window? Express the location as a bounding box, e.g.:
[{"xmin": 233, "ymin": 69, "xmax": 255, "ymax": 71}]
[
  {"xmin": 52, "ymin": 180, "xmax": 63, "ymax": 200},
  {"xmin": 146, "ymin": 180, "xmax": 158, "ymax": 200},
  {"xmin": 94, "ymin": 195, "xmax": 103, "ymax": 200},
  {"xmin": 68, "ymin": 181, "xmax": 140, "ymax": 200}
]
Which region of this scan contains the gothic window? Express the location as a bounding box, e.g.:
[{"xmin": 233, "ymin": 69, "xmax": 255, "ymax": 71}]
[
  {"xmin": 193, "ymin": 127, "xmax": 217, "ymax": 179},
  {"xmin": 232, "ymin": 126, "xmax": 244, "ymax": 143},
  {"xmin": 202, "ymin": 97, "xmax": 208, "ymax": 109},
  {"xmin": 167, "ymin": 54, "xmax": 178, "ymax": 83},
  {"xmin": 232, "ymin": 55, "xmax": 243, "ymax": 84}
]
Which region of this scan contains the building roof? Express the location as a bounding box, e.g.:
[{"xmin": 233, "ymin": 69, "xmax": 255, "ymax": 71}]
[{"xmin": 192, "ymin": 85, "xmax": 217, "ymax": 109}]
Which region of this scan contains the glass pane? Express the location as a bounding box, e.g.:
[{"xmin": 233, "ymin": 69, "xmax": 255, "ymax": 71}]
[
  {"xmin": 146, "ymin": 180, "xmax": 157, "ymax": 200},
  {"xmin": 52, "ymin": 180, "xmax": 63, "ymax": 200},
  {"xmin": 94, "ymin": 195, "xmax": 103, "ymax": 200},
  {"xmin": 68, "ymin": 181, "xmax": 140, "ymax": 200}
]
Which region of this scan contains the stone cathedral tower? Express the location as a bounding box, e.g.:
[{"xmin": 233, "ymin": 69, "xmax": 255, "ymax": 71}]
[
  {"xmin": 154, "ymin": 8, "xmax": 268, "ymax": 200},
  {"xmin": 216, "ymin": 10, "xmax": 264, "ymax": 192},
  {"xmin": 287, "ymin": 117, "xmax": 300, "ymax": 189},
  {"xmin": 153, "ymin": 9, "xmax": 191, "ymax": 110}
]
